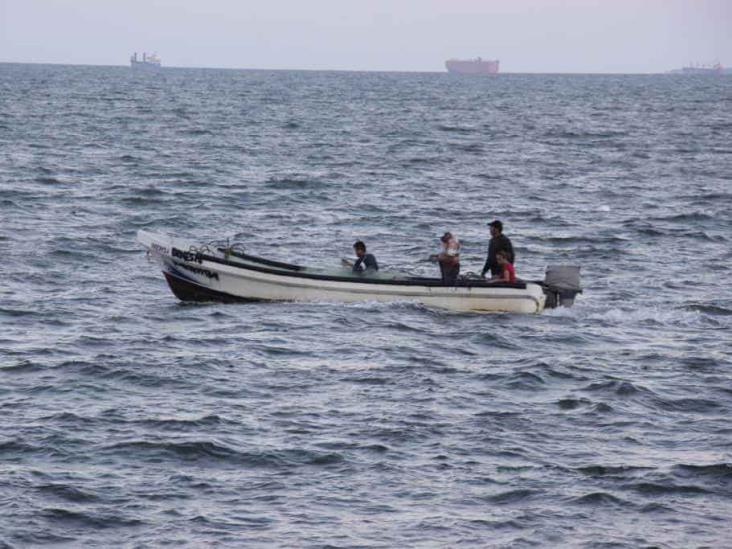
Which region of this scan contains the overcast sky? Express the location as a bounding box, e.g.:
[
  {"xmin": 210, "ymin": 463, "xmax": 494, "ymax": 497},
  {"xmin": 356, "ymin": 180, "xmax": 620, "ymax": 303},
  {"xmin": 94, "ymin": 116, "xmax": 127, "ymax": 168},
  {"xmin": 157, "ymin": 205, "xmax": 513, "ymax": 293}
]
[{"xmin": 1, "ymin": 0, "xmax": 730, "ymax": 72}]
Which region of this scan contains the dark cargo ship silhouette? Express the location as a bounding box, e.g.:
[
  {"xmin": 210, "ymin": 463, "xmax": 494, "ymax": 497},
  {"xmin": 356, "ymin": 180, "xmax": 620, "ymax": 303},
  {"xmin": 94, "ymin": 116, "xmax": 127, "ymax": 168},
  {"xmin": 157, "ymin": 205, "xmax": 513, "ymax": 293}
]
[{"xmin": 445, "ymin": 57, "xmax": 499, "ymax": 75}]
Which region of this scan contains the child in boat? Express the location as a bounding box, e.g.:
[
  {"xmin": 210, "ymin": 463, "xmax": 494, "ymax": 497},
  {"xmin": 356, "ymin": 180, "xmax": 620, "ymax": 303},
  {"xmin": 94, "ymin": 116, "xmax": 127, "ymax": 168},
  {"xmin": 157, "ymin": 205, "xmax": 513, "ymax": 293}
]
[{"xmin": 488, "ymin": 250, "xmax": 516, "ymax": 283}]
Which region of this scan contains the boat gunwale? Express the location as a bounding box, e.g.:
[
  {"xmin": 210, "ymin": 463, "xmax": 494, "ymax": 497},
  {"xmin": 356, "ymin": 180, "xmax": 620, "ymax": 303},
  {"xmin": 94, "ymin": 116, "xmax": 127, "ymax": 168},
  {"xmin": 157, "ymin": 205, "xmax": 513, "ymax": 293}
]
[
  {"xmin": 220, "ymin": 248, "xmax": 305, "ymax": 272},
  {"xmin": 184, "ymin": 248, "xmax": 531, "ymax": 290}
]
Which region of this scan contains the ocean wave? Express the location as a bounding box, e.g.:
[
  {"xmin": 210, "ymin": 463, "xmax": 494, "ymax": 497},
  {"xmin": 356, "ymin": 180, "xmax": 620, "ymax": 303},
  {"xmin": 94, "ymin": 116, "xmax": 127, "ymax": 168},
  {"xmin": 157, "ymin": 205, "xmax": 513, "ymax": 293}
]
[
  {"xmin": 556, "ymin": 397, "xmax": 593, "ymax": 410},
  {"xmin": 120, "ymin": 195, "xmax": 167, "ymax": 206},
  {"xmin": 688, "ymin": 192, "xmax": 732, "ymax": 202},
  {"xmin": 482, "ymin": 489, "xmax": 543, "ymax": 504},
  {"xmin": 639, "ymin": 502, "xmax": 676, "ymax": 514},
  {"xmin": 437, "ymin": 124, "xmax": 476, "ymax": 133},
  {"xmin": 181, "ymin": 128, "xmax": 214, "ymax": 136},
  {"xmin": 541, "ymin": 129, "xmax": 628, "ymax": 139},
  {"xmin": 4, "ymin": 530, "xmax": 77, "ymax": 545},
  {"xmin": 532, "ymin": 234, "xmax": 630, "ymax": 244},
  {"xmin": 683, "ymin": 303, "xmax": 732, "ymax": 316},
  {"xmin": 674, "ymin": 463, "xmax": 732, "ymax": 481},
  {"xmin": 575, "ymin": 464, "xmax": 653, "ymax": 477},
  {"xmin": 448, "ymin": 142, "xmax": 485, "ymax": 153},
  {"xmin": 585, "ymin": 306, "xmax": 710, "ymax": 328},
  {"xmin": 0, "ymin": 307, "xmax": 41, "ymax": 318},
  {"xmin": 103, "ymin": 439, "xmax": 257, "ymax": 464},
  {"xmin": 34, "ymin": 176, "xmax": 64, "ymax": 185},
  {"xmin": 647, "ymin": 211, "xmax": 716, "ymax": 223},
  {"xmin": 41, "ymin": 507, "xmax": 144, "ymax": 529},
  {"xmin": 102, "ymin": 440, "xmax": 346, "ymax": 468},
  {"xmin": 567, "ymin": 492, "xmax": 631, "ymax": 507},
  {"xmin": 582, "ymin": 380, "xmax": 652, "ymax": 397},
  {"xmin": 38, "ymin": 483, "xmax": 100, "ymax": 503},
  {"xmin": 500, "ymin": 371, "xmax": 546, "ymax": 390},
  {"xmin": 138, "ymin": 414, "xmax": 226, "ymax": 430},
  {"xmin": 264, "ymin": 176, "xmax": 325, "ymax": 190},
  {"xmin": 0, "ymin": 439, "xmax": 40, "ymax": 455},
  {"xmin": 650, "ymin": 397, "xmax": 723, "ymax": 413},
  {"xmin": 623, "ymin": 482, "xmax": 709, "ymax": 496},
  {"xmin": 0, "ymin": 359, "xmax": 45, "ymax": 373}
]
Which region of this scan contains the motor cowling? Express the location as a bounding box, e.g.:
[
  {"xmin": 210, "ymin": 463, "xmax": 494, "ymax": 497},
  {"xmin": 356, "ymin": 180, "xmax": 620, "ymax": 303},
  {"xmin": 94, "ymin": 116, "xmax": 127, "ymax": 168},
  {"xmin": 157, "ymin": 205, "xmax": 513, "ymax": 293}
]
[{"xmin": 543, "ymin": 265, "xmax": 582, "ymax": 308}]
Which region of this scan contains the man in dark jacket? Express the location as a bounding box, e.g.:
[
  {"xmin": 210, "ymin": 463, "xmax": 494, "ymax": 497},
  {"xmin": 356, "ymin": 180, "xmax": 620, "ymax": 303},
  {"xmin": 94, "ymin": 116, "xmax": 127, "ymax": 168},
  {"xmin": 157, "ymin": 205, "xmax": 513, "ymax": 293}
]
[
  {"xmin": 350, "ymin": 241, "xmax": 378, "ymax": 273},
  {"xmin": 480, "ymin": 220, "xmax": 515, "ymax": 278}
]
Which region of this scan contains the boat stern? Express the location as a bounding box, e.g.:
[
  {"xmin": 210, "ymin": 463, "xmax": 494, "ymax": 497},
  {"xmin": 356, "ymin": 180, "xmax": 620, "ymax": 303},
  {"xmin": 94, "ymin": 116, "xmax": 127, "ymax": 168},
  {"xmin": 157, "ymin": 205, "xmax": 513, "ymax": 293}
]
[{"xmin": 542, "ymin": 265, "xmax": 582, "ymax": 308}]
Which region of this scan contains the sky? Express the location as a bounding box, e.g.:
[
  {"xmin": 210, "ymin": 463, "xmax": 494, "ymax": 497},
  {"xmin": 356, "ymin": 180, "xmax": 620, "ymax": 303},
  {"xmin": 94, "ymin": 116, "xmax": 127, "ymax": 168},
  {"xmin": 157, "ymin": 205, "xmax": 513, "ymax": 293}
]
[{"xmin": 0, "ymin": 0, "xmax": 730, "ymax": 73}]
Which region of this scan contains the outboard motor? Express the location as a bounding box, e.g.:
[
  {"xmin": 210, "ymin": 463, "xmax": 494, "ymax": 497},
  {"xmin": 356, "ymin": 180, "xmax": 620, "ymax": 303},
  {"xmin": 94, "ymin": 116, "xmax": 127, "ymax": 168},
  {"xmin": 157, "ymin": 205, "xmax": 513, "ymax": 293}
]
[{"xmin": 543, "ymin": 265, "xmax": 582, "ymax": 308}]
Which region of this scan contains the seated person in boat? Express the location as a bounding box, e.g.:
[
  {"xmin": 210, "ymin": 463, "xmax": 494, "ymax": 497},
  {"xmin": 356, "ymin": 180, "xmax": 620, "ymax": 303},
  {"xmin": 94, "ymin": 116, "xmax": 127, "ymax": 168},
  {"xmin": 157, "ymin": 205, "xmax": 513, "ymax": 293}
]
[
  {"xmin": 486, "ymin": 250, "xmax": 516, "ymax": 284},
  {"xmin": 342, "ymin": 240, "xmax": 379, "ymax": 273},
  {"xmin": 430, "ymin": 232, "xmax": 460, "ymax": 285}
]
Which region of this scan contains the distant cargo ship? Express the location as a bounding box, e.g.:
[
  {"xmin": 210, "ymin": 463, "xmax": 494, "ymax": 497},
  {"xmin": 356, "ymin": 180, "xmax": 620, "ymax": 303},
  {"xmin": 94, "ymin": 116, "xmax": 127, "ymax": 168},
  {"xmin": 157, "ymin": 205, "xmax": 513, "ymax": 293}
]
[
  {"xmin": 130, "ymin": 52, "xmax": 161, "ymax": 69},
  {"xmin": 669, "ymin": 62, "xmax": 723, "ymax": 75},
  {"xmin": 445, "ymin": 57, "xmax": 499, "ymax": 75}
]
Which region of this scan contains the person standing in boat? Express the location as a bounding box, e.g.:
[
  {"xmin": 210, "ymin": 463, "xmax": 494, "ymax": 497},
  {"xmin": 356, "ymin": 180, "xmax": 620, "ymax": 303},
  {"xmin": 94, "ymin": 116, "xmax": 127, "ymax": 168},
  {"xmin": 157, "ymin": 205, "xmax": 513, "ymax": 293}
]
[
  {"xmin": 481, "ymin": 220, "xmax": 514, "ymax": 279},
  {"xmin": 343, "ymin": 241, "xmax": 379, "ymax": 274},
  {"xmin": 431, "ymin": 232, "xmax": 461, "ymax": 285}
]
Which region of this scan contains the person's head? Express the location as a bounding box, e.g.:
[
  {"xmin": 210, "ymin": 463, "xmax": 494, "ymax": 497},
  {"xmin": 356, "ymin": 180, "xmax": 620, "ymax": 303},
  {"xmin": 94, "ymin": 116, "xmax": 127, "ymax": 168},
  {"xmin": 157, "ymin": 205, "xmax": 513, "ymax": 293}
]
[
  {"xmin": 488, "ymin": 220, "xmax": 503, "ymax": 238},
  {"xmin": 496, "ymin": 250, "xmax": 509, "ymax": 265},
  {"xmin": 353, "ymin": 240, "xmax": 366, "ymax": 258},
  {"xmin": 440, "ymin": 232, "xmax": 453, "ymax": 244}
]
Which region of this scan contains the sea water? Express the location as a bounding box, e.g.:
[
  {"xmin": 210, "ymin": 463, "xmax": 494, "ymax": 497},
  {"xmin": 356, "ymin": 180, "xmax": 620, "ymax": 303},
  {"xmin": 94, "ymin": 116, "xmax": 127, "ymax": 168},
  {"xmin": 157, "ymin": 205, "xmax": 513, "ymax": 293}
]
[{"xmin": 1, "ymin": 64, "xmax": 731, "ymax": 547}]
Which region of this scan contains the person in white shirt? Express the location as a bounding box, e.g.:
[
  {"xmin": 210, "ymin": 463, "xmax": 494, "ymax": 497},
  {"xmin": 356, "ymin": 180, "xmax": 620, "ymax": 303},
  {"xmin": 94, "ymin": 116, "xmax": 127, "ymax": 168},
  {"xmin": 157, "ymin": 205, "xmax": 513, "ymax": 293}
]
[{"xmin": 431, "ymin": 232, "xmax": 460, "ymax": 285}]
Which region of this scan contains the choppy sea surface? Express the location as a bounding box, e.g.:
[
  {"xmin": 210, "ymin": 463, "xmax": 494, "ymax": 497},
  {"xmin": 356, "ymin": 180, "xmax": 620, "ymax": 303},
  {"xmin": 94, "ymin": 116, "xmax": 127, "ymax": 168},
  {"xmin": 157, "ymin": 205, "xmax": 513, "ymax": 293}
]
[{"xmin": 1, "ymin": 63, "xmax": 731, "ymax": 547}]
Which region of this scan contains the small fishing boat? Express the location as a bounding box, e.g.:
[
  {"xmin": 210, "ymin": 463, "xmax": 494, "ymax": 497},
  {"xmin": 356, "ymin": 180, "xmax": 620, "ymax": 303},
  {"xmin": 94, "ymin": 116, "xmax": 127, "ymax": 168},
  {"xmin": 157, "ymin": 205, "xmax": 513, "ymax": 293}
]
[{"xmin": 137, "ymin": 230, "xmax": 581, "ymax": 314}]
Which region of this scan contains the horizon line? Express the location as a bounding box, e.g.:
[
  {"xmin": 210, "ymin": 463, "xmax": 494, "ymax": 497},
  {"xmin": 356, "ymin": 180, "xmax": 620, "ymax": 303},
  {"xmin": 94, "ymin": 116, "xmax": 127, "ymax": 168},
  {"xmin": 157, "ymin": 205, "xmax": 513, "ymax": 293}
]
[{"xmin": 0, "ymin": 60, "xmax": 697, "ymax": 75}]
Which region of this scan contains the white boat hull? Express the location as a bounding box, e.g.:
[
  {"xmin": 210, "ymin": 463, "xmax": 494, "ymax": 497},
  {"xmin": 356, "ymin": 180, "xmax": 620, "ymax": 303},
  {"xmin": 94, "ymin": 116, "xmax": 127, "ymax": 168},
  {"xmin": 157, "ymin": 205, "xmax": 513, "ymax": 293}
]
[{"xmin": 138, "ymin": 230, "xmax": 547, "ymax": 314}]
